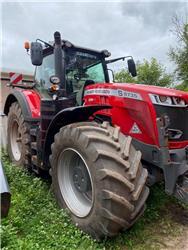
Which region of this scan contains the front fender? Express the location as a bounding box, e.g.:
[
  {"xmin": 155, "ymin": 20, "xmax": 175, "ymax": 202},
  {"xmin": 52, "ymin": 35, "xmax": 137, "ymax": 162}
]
[
  {"xmin": 43, "ymin": 105, "xmax": 111, "ymax": 168},
  {"xmin": 4, "ymin": 89, "xmax": 40, "ymax": 121}
]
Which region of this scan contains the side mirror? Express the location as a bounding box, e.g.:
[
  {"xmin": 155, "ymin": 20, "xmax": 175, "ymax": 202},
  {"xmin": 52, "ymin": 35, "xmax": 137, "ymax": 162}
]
[
  {"xmin": 30, "ymin": 42, "xmax": 43, "ymax": 66},
  {"xmin": 127, "ymin": 59, "xmax": 137, "ymax": 77}
]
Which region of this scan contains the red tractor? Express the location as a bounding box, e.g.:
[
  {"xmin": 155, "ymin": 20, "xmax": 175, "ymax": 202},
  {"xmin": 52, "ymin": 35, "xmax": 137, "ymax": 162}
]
[{"xmin": 3, "ymin": 31, "xmax": 188, "ymax": 239}]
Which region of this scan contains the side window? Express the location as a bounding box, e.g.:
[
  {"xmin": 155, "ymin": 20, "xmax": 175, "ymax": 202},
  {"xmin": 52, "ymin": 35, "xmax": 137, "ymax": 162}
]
[
  {"xmin": 86, "ymin": 63, "xmax": 105, "ymax": 82},
  {"xmin": 35, "ymin": 54, "xmax": 55, "ymax": 88}
]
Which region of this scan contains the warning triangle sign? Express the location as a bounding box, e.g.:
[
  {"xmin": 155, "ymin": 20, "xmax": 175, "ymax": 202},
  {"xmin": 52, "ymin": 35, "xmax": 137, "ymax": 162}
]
[{"xmin": 130, "ymin": 122, "xmax": 141, "ymax": 134}]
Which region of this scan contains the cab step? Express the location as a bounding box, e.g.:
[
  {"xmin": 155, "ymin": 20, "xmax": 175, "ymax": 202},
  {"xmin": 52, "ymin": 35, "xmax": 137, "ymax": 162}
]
[
  {"xmin": 32, "ymin": 155, "xmax": 38, "ymax": 166},
  {"xmin": 31, "ymin": 155, "xmax": 40, "ymax": 174}
]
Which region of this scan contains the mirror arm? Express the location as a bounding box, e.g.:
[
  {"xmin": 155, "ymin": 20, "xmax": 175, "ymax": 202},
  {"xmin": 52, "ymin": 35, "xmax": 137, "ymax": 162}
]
[
  {"xmin": 36, "ymin": 39, "xmax": 53, "ymax": 49},
  {"xmin": 106, "ymin": 56, "xmax": 133, "ymax": 64}
]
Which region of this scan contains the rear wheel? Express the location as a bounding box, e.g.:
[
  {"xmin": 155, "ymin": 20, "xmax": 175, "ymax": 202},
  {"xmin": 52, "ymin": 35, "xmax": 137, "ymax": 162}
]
[
  {"xmin": 7, "ymin": 102, "xmax": 31, "ymax": 168},
  {"xmin": 50, "ymin": 121, "xmax": 149, "ymax": 239}
]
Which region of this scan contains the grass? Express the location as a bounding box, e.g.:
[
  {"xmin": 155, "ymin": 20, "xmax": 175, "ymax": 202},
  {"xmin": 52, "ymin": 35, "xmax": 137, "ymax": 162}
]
[{"xmin": 1, "ymin": 151, "xmax": 188, "ymax": 250}]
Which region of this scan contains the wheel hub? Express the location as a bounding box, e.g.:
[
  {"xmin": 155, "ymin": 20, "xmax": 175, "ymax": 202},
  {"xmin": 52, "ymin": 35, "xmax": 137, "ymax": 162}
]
[{"xmin": 73, "ymin": 166, "xmax": 91, "ymax": 193}]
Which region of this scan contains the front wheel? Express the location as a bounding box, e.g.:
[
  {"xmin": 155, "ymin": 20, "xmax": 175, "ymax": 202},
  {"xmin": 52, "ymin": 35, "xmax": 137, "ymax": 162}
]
[{"xmin": 50, "ymin": 122, "xmax": 149, "ymax": 239}]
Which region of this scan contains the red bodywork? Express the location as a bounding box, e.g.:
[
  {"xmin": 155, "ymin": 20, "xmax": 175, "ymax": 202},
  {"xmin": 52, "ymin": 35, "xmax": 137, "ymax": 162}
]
[
  {"xmin": 18, "ymin": 88, "xmax": 41, "ymax": 118},
  {"xmin": 83, "ymin": 83, "xmax": 188, "ymax": 149}
]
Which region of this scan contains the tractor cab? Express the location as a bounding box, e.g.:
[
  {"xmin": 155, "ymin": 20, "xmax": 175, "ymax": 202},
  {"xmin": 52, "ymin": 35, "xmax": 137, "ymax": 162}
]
[
  {"xmin": 34, "ymin": 45, "xmax": 109, "ymax": 105},
  {"xmin": 28, "ymin": 31, "xmax": 136, "ymax": 105}
]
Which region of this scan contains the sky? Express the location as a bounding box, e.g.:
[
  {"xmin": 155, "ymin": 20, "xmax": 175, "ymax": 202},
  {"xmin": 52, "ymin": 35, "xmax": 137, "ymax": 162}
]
[{"xmin": 1, "ymin": 1, "xmax": 188, "ymax": 75}]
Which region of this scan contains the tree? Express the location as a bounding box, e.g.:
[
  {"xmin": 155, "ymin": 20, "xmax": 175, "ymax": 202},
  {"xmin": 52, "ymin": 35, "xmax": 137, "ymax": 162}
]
[
  {"xmin": 114, "ymin": 69, "xmax": 135, "ymax": 83},
  {"xmin": 169, "ymin": 15, "xmax": 188, "ymax": 89},
  {"xmin": 115, "ymin": 58, "xmax": 173, "ymax": 87},
  {"xmin": 175, "ymin": 81, "xmax": 188, "ymax": 91}
]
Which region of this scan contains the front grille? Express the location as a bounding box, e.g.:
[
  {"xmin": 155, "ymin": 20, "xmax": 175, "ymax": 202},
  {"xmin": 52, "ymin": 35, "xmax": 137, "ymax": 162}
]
[{"xmin": 154, "ymin": 105, "xmax": 188, "ymax": 141}]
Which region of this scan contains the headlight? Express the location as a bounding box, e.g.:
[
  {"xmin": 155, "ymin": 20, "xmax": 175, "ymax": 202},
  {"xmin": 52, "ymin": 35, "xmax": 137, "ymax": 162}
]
[
  {"xmin": 149, "ymin": 94, "xmax": 187, "ymax": 107},
  {"xmin": 158, "ymin": 95, "xmax": 172, "ymax": 105},
  {"xmin": 173, "ymin": 97, "xmax": 186, "ymax": 106}
]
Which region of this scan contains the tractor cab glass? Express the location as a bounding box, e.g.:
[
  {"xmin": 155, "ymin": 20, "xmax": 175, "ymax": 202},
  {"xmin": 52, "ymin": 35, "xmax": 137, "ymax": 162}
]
[{"xmin": 65, "ymin": 49, "xmax": 105, "ymax": 95}]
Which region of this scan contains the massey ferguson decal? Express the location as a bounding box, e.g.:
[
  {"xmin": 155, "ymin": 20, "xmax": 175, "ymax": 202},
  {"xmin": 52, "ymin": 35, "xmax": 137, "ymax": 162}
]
[
  {"xmin": 84, "ymin": 88, "xmax": 142, "ymax": 100},
  {"xmin": 9, "ymin": 72, "xmax": 23, "ymax": 85}
]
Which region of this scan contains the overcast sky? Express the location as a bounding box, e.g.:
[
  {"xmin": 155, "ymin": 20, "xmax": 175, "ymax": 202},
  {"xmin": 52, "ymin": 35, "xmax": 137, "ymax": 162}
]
[{"xmin": 1, "ymin": 1, "xmax": 188, "ymax": 75}]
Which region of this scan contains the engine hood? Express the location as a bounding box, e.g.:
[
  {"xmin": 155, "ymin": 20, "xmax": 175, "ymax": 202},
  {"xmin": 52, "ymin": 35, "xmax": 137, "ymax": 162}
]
[
  {"xmin": 84, "ymin": 82, "xmax": 188, "ymax": 148},
  {"xmin": 85, "ymin": 82, "xmax": 188, "ymax": 103},
  {"xmin": 111, "ymin": 82, "xmax": 188, "ymax": 98}
]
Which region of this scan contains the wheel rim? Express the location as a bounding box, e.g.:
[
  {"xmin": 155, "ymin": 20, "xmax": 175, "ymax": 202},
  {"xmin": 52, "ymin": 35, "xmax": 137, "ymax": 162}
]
[
  {"xmin": 57, "ymin": 148, "xmax": 93, "ymax": 218},
  {"xmin": 10, "ymin": 119, "xmax": 22, "ymax": 161}
]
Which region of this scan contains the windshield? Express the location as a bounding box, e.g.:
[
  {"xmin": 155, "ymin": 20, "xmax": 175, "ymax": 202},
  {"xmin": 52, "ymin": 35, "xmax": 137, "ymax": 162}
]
[{"xmin": 65, "ymin": 49, "xmax": 105, "ymax": 94}]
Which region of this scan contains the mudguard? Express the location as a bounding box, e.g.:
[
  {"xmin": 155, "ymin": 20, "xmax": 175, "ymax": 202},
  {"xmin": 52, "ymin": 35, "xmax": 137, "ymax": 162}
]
[
  {"xmin": 3, "ymin": 89, "xmax": 40, "ymax": 121},
  {"xmin": 0, "ymin": 160, "xmax": 11, "ymax": 217},
  {"xmin": 43, "ymin": 105, "xmax": 111, "ymax": 167}
]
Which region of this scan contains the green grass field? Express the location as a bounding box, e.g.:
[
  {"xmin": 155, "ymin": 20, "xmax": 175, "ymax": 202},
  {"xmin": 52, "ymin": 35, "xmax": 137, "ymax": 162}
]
[{"xmin": 1, "ymin": 151, "xmax": 188, "ymax": 250}]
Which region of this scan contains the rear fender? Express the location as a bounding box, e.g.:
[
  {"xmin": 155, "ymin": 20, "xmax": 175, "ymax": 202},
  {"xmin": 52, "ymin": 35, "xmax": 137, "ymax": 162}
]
[{"xmin": 43, "ymin": 105, "xmax": 111, "ymax": 168}]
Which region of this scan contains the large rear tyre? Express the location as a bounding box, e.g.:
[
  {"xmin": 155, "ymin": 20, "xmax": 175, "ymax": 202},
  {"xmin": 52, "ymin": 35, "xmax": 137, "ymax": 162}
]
[
  {"xmin": 7, "ymin": 102, "xmax": 31, "ymax": 168},
  {"xmin": 50, "ymin": 121, "xmax": 149, "ymax": 239}
]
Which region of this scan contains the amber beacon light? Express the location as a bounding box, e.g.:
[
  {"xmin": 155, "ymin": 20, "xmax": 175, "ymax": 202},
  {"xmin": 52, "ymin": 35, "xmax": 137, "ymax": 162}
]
[{"xmin": 24, "ymin": 41, "xmax": 30, "ymax": 52}]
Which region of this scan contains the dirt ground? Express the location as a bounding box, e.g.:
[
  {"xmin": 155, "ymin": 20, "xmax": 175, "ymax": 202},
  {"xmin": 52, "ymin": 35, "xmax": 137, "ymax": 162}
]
[
  {"xmin": 161, "ymin": 224, "xmax": 188, "ymax": 250},
  {"xmin": 164, "ymin": 208, "xmax": 188, "ymax": 250},
  {"xmin": 157, "ymin": 204, "xmax": 188, "ymax": 250}
]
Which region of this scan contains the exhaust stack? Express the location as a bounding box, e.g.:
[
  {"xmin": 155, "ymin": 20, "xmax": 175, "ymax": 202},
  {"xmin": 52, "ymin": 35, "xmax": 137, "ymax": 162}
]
[{"xmin": 54, "ymin": 31, "xmax": 65, "ymax": 89}]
